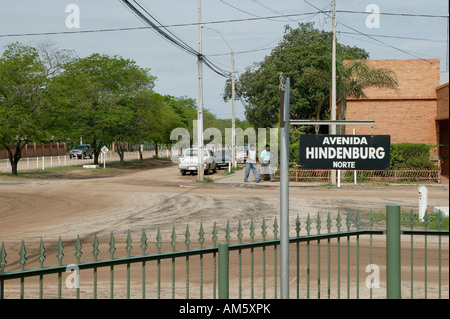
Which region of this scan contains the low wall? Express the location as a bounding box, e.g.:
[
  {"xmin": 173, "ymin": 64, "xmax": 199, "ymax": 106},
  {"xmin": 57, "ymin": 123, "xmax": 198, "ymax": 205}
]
[{"xmin": 0, "ymin": 143, "xmax": 66, "ymax": 159}]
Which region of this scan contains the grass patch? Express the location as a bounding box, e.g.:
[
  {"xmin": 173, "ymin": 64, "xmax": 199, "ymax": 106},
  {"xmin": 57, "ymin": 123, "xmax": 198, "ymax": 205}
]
[
  {"xmin": 361, "ymin": 210, "xmax": 449, "ymax": 231},
  {"xmin": 220, "ymin": 165, "xmax": 243, "ymax": 176},
  {"xmin": 0, "ymin": 157, "xmax": 173, "ymax": 179},
  {"xmin": 0, "ymin": 165, "xmax": 84, "ymax": 177},
  {"xmin": 195, "ymin": 177, "xmax": 215, "ymax": 183}
]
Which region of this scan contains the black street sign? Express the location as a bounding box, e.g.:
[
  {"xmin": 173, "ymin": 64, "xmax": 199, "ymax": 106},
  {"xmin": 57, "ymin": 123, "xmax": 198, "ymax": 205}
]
[{"xmin": 299, "ymin": 135, "xmax": 390, "ymax": 170}]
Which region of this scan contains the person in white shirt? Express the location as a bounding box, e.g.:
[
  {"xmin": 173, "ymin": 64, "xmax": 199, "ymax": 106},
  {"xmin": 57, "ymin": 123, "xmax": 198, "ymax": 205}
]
[
  {"xmin": 244, "ymin": 143, "xmax": 259, "ymax": 183},
  {"xmin": 260, "ymin": 144, "xmax": 274, "ymax": 181}
]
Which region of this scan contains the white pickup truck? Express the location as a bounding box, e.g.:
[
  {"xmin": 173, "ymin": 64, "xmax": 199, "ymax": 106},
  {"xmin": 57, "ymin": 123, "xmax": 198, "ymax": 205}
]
[{"xmin": 179, "ymin": 148, "xmax": 217, "ymax": 175}]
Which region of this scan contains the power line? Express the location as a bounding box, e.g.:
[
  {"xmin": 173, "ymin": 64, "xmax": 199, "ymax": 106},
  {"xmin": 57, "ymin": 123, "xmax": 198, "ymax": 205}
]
[
  {"xmin": 120, "ymin": 0, "xmax": 232, "ymax": 78},
  {"xmin": 303, "ymin": 0, "xmax": 436, "ymax": 63},
  {"xmin": 339, "ymin": 31, "xmax": 447, "ymax": 44},
  {"xmin": 0, "ymin": 11, "xmax": 328, "ymax": 38},
  {"xmin": 336, "ymin": 10, "xmax": 447, "ymax": 19}
]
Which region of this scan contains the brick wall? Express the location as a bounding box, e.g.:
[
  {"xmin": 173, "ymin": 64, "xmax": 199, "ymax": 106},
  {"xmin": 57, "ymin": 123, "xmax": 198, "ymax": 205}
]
[
  {"xmin": 345, "ymin": 59, "xmax": 441, "ymax": 147},
  {"xmin": 436, "ymin": 83, "xmax": 449, "ymax": 120}
]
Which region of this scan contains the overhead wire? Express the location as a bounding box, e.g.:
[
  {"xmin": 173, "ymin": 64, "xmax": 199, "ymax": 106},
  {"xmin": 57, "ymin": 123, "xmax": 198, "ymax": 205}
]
[
  {"xmin": 0, "ymin": 11, "xmax": 331, "ymax": 38},
  {"xmin": 303, "ymin": 0, "xmax": 437, "ymax": 63},
  {"xmin": 120, "ymin": 0, "xmax": 232, "ymax": 78}
]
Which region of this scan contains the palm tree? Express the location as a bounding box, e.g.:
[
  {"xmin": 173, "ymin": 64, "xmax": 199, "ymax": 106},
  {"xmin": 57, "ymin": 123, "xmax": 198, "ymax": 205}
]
[{"xmin": 302, "ymin": 58, "xmax": 398, "ymax": 134}]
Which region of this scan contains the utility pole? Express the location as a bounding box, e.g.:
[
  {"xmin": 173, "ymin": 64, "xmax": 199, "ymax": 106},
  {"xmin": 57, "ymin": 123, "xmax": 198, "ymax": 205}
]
[
  {"xmin": 231, "ymin": 52, "xmax": 236, "ymax": 168},
  {"xmin": 202, "ymin": 26, "xmax": 236, "ymax": 168},
  {"xmin": 197, "ymin": 0, "xmax": 204, "ymax": 181},
  {"xmin": 330, "ymin": 0, "xmax": 337, "ymax": 185}
]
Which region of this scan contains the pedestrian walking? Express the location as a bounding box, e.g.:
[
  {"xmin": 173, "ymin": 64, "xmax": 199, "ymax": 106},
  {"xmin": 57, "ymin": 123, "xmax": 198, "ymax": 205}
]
[
  {"xmin": 244, "ymin": 143, "xmax": 259, "ymax": 183},
  {"xmin": 260, "ymin": 144, "xmax": 274, "ymax": 181}
]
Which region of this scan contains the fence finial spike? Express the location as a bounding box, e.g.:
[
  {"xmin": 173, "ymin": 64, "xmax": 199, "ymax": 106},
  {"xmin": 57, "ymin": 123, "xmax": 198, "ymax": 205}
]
[
  {"xmin": 316, "ymin": 213, "xmax": 322, "ymax": 234},
  {"xmin": 92, "ymin": 234, "xmax": 100, "ymax": 261},
  {"xmin": 326, "ymin": 212, "xmax": 333, "ymax": 233},
  {"xmin": 237, "ymin": 220, "xmax": 243, "ymax": 244},
  {"xmin": 171, "ymin": 225, "xmax": 177, "ymax": 251},
  {"xmin": 273, "ymin": 217, "xmax": 279, "ymax": 239},
  {"xmin": 296, "ymin": 214, "xmax": 301, "ymax": 236},
  {"xmin": 126, "ymin": 230, "xmax": 133, "ymax": 257},
  {"xmin": 225, "ymin": 221, "xmax": 231, "ymax": 244},
  {"xmin": 250, "ymin": 219, "xmax": 255, "ymax": 243},
  {"xmin": 140, "ymin": 229, "xmax": 148, "ymax": 255},
  {"xmin": 261, "ymin": 217, "xmax": 267, "ymax": 241},
  {"xmin": 109, "ymin": 232, "xmax": 116, "ymax": 259},
  {"xmin": 156, "ymin": 227, "xmax": 162, "ymax": 253},
  {"xmin": 38, "ymin": 238, "xmax": 46, "ymax": 268},
  {"xmin": 19, "ymin": 240, "xmax": 27, "ymax": 271},
  {"xmin": 0, "ymin": 242, "xmax": 7, "ymax": 274},
  {"xmin": 56, "ymin": 236, "xmax": 64, "ymax": 266},
  {"xmin": 306, "ymin": 213, "xmax": 311, "ymax": 235},
  {"xmin": 184, "ymin": 224, "xmax": 191, "ymax": 249},
  {"xmin": 336, "ymin": 211, "xmax": 342, "ymax": 232},
  {"xmin": 75, "ymin": 235, "xmax": 82, "ymax": 264},
  {"xmin": 212, "ymin": 222, "xmax": 218, "ymax": 247},
  {"xmin": 198, "ymin": 223, "xmax": 205, "ymax": 248}
]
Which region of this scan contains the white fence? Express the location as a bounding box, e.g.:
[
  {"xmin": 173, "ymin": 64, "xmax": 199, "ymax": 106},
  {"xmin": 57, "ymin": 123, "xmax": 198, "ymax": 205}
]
[{"xmin": 0, "ymin": 149, "xmax": 172, "ymax": 174}]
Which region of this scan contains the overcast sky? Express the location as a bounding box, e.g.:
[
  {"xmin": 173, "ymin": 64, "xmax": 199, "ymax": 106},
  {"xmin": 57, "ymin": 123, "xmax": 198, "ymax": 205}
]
[{"xmin": 1, "ymin": 0, "xmax": 448, "ymax": 120}]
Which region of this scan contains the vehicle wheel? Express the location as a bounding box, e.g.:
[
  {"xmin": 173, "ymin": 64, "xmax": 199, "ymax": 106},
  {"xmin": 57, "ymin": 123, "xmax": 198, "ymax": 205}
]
[
  {"xmin": 205, "ymin": 167, "xmax": 210, "ymax": 175},
  {"xmin": 212, "ymin": 164, "xmax": 217, "ymax": 173},
  {"xmin": 181, "ymin": 170, "xmax": 186, "ymax": 175}
]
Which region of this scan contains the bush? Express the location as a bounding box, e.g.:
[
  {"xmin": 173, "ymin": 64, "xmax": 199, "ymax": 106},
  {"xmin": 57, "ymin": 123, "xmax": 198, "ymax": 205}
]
[{"xmin": 390, "ymin": 143, "xmax": 438, "ymax": 169}]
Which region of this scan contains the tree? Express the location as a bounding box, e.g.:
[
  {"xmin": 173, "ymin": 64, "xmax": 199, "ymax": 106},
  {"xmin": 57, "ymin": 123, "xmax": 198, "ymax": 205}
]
[
  {"xmin": 302, "ymin": 58, "xmax": 398, "ymax": 133},
  {"xmin": 0, "ymin": 42, "xmax": 68, "ymax": 175},
  {"xmin": 49, "ymin": 53, "xmax": 156, "ymax": 163},
  {"xmin": 130, "ymin": 92, "xmax": 183, "ymax": 159},
  {"xmin": 223, "ymin": 23, "xmax": 370, "ymax": 129}
]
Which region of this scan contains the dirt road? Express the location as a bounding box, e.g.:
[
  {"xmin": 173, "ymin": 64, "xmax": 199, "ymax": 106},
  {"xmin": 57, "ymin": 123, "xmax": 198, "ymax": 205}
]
[
  {"xmin": 0, "ymin": 163, "xmax": 448, "ymax": 242},
  {"xmin": 0, "ymin": 162, "xmax": 448, "ymax": 298}
]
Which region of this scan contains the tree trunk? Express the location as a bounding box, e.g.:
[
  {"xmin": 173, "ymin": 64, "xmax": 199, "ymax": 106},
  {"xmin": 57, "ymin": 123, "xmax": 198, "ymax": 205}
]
[
  {"xmin": 139, "ymin": 143, "xmax": 144, "ymax": 161},
  {"xmin": 92, "ymin": 138, "xmax": 100, "ymax": 165},
  {"xmin": 116, "ymin": 141, "xmax": 125, "ymax": 162},
  {"xmin": 3, "ymin": 141, "xmax": 25, "ymax": 176},
  {"xmin": 154, "ymin": 142, "xmax": 159, "ymax": 158},
  {"xmin": 315, "ymin": 93, "xmax": 330, "ymax": 135}
]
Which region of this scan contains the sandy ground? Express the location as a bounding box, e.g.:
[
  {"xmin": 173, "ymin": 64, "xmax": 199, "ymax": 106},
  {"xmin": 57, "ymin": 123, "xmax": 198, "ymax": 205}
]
[{"xmin": 0, "ymin": 161, "xmax": 448, "ymax": 299}]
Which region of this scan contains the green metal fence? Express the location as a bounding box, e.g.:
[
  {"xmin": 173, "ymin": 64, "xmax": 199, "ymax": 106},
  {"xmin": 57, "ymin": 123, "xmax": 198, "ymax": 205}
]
[{"xmin": 0, "ymin": 205, "xmax": 448, "ymax": 299}]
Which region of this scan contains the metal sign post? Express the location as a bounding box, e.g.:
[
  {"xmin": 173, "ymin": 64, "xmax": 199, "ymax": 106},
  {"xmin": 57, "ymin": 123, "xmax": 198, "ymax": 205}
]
[
  {"xmin": 279, "ymin": 74, "xmax": 290, "ymax": 299},
  {"xmin": 101, "ymin": 146, "xmax": 109, "ymax": 168}
]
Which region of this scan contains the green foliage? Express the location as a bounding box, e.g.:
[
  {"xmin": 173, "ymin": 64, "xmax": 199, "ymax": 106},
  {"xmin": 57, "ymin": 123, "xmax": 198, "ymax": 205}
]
[
  {"xmin": 195, "ymin": 177, "xmax": 215, "ymax": 183},
  {"xmin": 390, "ymin": 143, "xmax": 438, "ymax": 169},
  {"xmin": 0, "ymin": 42, "xmax": 67, "ymax": 174},
  {"xmin": 224, "ymin": 23, "xmax": 370, "ymax": 128},
  {"xmin": 220, "ymin": 165, "xmax": 243, "ymax": 176}
]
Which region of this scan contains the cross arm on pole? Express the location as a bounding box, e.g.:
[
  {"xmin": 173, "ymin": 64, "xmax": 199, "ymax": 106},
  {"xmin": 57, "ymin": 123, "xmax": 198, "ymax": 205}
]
[{"xmin": 289, "ymin": 120, "xmax": 375, "ymax": 126}]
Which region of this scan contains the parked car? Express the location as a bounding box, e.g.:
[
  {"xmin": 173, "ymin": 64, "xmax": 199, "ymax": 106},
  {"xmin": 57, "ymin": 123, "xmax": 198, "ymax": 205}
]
[
  {"xmin": 179, "ymin": 148, "xmax": 217, "ymax": 175},
  {"xmin": 69, "ymin": 144, "xmax": 94, "ymax": 159},
  {"xmin": 215, "ymin": 150, "xmax": 232, "ymax": 169}
]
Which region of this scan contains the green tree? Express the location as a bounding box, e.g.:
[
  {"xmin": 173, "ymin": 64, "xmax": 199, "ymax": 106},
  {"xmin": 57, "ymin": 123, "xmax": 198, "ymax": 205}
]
[
  {"xmin": 302, "ymin": 58, "xmax": 398, "ymax": 134},
  {"xmin": 0, "ymin": 42, "xmax": 68, "ymax": 175},
  {"xmin": 49, "ymin": 53, "xmax": 156, "ymax": 163},
  {"xmin": 223, "ymin": 23, "xmax": 370, "ymax": 129}
]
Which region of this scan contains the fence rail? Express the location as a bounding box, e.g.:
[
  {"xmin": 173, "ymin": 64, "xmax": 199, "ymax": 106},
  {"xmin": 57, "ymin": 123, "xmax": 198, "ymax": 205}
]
[
  {"xmin": 0, "ymin": 206, "xmax": 448, "ymax": 299},
  {"xmin": 275, "ymin": 169, "xmax": 441, "ymax": 183}
]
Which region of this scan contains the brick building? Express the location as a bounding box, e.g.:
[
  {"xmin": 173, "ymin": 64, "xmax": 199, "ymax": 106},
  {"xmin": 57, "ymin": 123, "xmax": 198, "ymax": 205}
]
[{"xmin": 344, "ymin": 58, "xmax": 449, "ymax": 178}]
